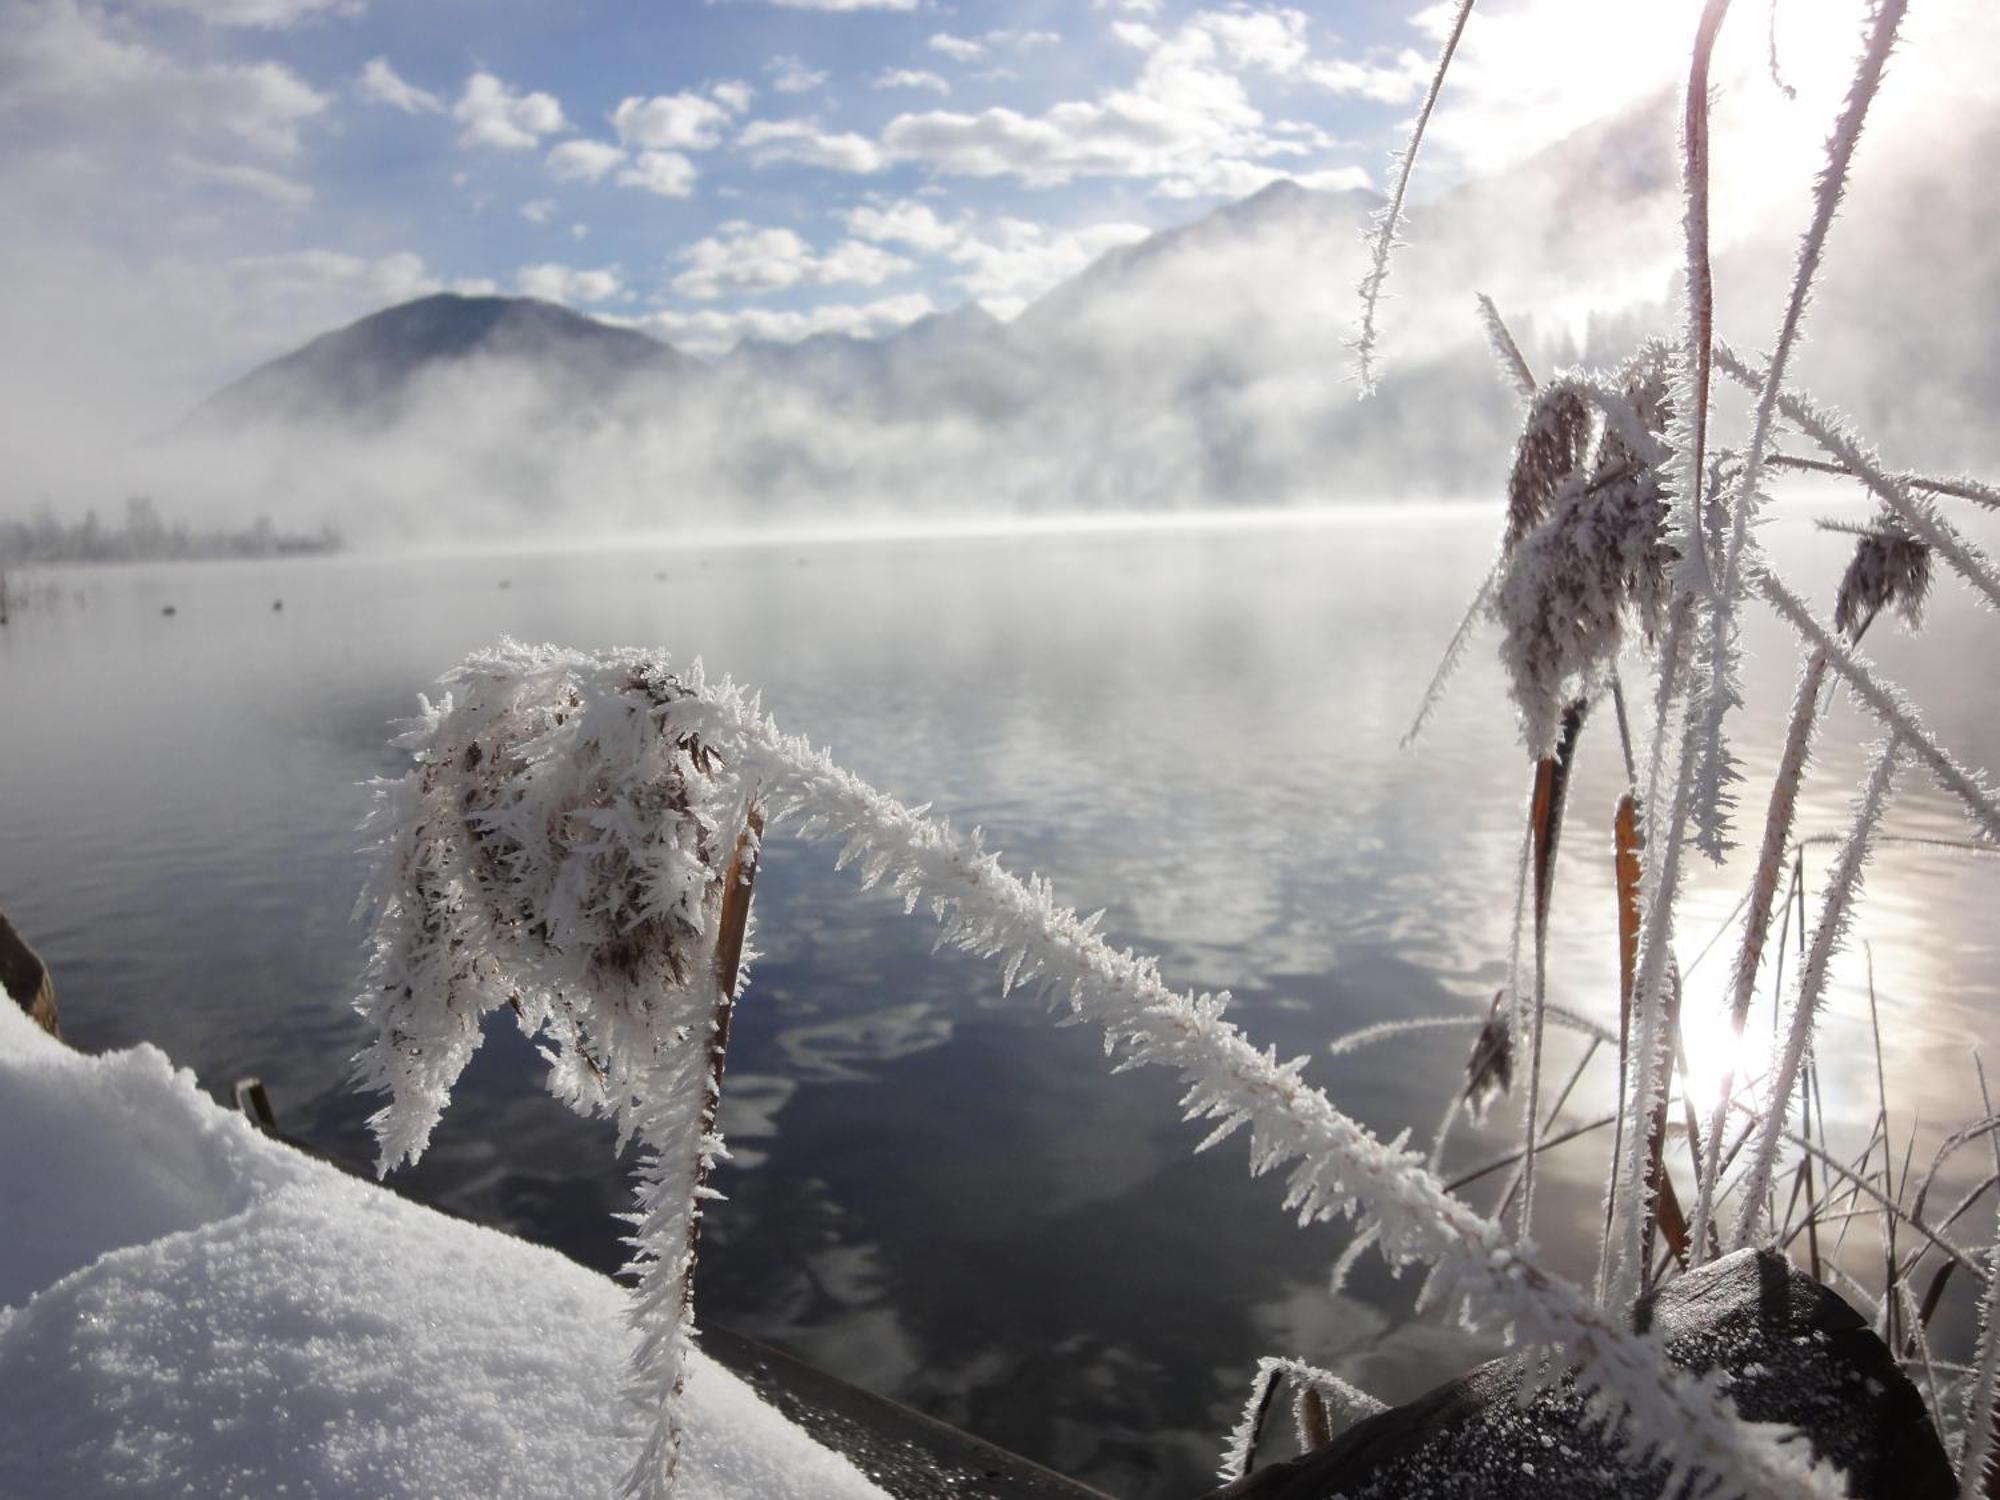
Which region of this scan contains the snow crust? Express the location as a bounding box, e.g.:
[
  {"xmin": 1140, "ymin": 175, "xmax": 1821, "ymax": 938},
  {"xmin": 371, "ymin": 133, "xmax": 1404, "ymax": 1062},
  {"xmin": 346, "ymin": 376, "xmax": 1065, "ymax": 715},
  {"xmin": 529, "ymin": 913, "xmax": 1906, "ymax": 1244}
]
[{"xmin": 0, "ymin": 1001, "xmax": 886, "ymax": 1500}]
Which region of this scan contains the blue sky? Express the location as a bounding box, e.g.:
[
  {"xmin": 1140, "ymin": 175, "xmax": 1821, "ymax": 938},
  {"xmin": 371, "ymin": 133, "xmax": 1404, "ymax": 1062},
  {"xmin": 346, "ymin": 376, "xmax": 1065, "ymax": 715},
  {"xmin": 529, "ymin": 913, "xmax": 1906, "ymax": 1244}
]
[{"xmin": 2, "ymin": 0, "xmax": 1451, "ymax": 371}]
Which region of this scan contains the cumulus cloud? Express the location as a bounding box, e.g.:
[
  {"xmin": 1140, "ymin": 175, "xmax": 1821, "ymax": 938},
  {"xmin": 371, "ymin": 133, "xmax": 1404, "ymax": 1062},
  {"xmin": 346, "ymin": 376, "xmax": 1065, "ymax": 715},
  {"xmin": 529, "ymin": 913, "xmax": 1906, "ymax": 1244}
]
[
  {"xmin": 546, "ymin": 138, "xmax": 627, "ymax": 182},
  {"xmin": 611, "ymin": 92, "xmax": 731, "ymax": 151},
  {"xmin": 0, "ymin": 0, "xmax": 330, "ymax": 168},
  {"xmin": 842, "ymin": 199, "xmax": 1152, "ymax": 318},
  {"xmin": 737, "ymin": 119, "xmax": 885, "ymax": 173},
  {"xmin": 670, "ymin": 223, "xmax": 913, "ymax": 300},
  {"xmin": 944, "ymin": 218, "xmax": 1151, "ymax": 317},
  {"xmin": 520, "ymin": 198, "xmax": 558, "ymax": 224},
  {"xmin": 762, "ymin": 0, "xmax": 916, "ymax": 9},
  {"xmin": 843, "ymin": 199, "xmax": 963, "ymax": 254},
  {"xmin": 137, "ymin": 0, "xmax": 358, "ymax": 27},
  {"xmin": 927, "ymin": 33, "xmax": 986, "ymax": 63},
  {"xmin": 357, "ymin": 57, "xmax": 443, "ymax": 114},
  {"xmin": 616, "ymin": 150, "xmax": 699, "ymax": 197},
  {"xmin": 453, "ymin": 71, "xmax": 567, "ymax": 151},
  {"xmin": 516, "ymin": 262, "xmax": 624, "ymax": 303},
  {"xmin": 872, "ymin": 68, "xmax": 950, "ymax": 96},
  {"xmin": 710, "ymin": 80, "xmax": 755, "ymax": 114},
  {"xmin": 638, "ymin": 292, "xmax": 936, "ymax": 355},
  {"xmin": 766, "ymin": 55, "xmax": 829, "ymax": 95},
  {"xmin": 985, "ymin": 28, "xmax": 1060, "ymax": 49},
  {"xmin": 875, "ymin": 9, "xmax": 1384, "ymax": 194},
  {"xmin": 175, "ymin": 153, "xmax": 314, "ymax": 204}
]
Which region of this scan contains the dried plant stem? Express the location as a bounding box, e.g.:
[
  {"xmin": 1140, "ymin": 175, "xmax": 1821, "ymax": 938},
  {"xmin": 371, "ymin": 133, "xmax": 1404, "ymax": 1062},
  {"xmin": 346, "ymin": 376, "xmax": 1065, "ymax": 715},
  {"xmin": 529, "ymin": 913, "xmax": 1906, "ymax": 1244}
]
[
  {"xmin": 1475, "ymin": 292, "xmax": 1538, "ymax": 401},
  {"xmin": 671, "ymin": 688, "xmax": 1847, "ymax": 1500},
  {"xmin": 681, "ymin": 806, "xmax": 764, "ymax": 1309},
  {"xmin": 1690, "ymin": 649, "xmax": 1828, "ymax": 1263},
  {"xmin": 1684, "ymin": 0, "xmax": 1907, "ymax": 856},
  {"xmin": 1352, "ymin": 0, "xmax": 1474, "ymax": 394},
  {"xmin": 1767, "ymin": 453, "xmax": 2000, "ymax": 511},
  {"xmin": 1402, "ymin": 565, "xmax": 1497, "ymax": 749},
  {"xmin": 1733, "ymin": 736, "xmax": 1904, "ymax": 1250},
  {"xmin": 1717, "ymin": 348, "xmax": 2000, "ymax": 615},
  {"xmin": 1758, "ymin": 571, "xmax": 2000, "ymax": 844},
  {"xmin": 1673, "ymin": 0, "xmax": 1733, "ymax": 593},
  {"xmin": 1519, "ymin": 700, "xmax": 1587, "ymax": 1239},
  {"xmin": 1220, "ymin": 1358, "xmax": 1386, "ymax": 1482}
]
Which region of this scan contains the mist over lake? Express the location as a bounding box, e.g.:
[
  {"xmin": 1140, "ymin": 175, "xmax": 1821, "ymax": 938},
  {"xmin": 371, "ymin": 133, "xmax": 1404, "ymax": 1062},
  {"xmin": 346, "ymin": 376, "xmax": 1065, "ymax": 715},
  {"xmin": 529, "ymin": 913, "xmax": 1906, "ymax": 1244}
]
[{"xmin": 6, "ymin": 503, "xmax": 1996, "ymax": 1497}]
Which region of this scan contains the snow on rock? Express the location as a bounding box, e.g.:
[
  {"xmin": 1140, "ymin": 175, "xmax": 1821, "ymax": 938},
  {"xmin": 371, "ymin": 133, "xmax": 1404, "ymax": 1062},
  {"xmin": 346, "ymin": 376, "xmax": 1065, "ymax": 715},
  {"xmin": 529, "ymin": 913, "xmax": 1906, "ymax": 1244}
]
[{"xmin": 0, "ymin": 1002, "xmax": 887, "ymax": 1500}]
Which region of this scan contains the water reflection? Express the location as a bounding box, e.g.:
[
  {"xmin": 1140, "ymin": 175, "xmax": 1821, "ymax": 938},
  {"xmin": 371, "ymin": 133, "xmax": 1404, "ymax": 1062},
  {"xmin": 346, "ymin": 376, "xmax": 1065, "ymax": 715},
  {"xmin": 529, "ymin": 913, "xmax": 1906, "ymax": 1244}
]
[{"xmin": 2, "ymin": 505, "xmax": 1997, "ymax": 1497}]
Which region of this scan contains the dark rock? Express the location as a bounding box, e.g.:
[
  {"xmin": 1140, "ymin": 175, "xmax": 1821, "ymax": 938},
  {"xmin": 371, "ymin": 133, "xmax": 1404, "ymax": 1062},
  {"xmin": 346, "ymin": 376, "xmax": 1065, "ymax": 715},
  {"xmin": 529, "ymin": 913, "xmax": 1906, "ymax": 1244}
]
[
  {"xmin": 0, "ymin": 908, "xmax": 59, "ymax": 1039},
  {"xmin": 1203, "ymin": 1249, "xmax": 1952, "ymax": 1500}
]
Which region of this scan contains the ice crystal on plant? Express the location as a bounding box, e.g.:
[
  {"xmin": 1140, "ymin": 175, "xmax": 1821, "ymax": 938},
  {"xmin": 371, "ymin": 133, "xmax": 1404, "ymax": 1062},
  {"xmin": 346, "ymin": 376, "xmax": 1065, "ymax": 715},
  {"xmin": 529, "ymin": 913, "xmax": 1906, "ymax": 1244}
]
[
  {"xmin": 355, "ymin": 642, "xmax": 761, "ymax": 1499},
  {"xmin": 1491, "ymin": 356, "xmax": 1675, "ymax": 755}
]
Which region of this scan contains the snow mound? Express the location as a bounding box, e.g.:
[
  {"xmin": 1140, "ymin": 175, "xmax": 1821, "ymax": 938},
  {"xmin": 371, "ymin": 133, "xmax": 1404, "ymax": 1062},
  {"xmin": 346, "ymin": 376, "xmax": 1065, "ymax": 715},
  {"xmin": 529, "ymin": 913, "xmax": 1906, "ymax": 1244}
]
[{"xmin": 0, "ymin": 1002, "xmax": 885, "ymax": 1499}]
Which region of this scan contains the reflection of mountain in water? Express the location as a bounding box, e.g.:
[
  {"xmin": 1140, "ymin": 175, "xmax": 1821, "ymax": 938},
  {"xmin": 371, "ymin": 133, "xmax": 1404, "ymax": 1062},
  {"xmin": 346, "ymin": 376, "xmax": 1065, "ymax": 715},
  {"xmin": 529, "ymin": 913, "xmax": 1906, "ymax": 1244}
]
[{"xmin": 169, "ymin": 92, "xmax": 2000, "ymax": 536}]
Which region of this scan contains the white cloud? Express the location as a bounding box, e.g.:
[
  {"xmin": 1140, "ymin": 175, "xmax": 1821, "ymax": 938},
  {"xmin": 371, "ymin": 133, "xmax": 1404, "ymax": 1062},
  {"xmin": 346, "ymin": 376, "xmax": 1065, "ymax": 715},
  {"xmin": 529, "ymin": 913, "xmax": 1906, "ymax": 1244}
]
[
  {"xmin": 763, "ymin": 0, "xmax": 917, "ymax": 9},
  {"xmin": 670, "ymin": 223, "xmax": 913, "ymax": 300},
  {"xmin": 927, "ymin": 33, "xmax": 986, "ymax": 62},
  {"xmin": 1296, "ymin": 164, "xmax": 1371, "ymax": 192},
  {"xmin": 453, "ymin": 71, "xmax": 567, "ymax": 151},
  {"xmin": 842, "ymin": 199, "xmax": 1154, "ymax": 319},
  {"xmin": 943, "ymin": 217, "xmax": 1151, "ymax": 317},
  {"xmin": 766, "ymin": 55, "xmax": 829, "ymax": 95},
  {"xmin": 1, "ymin": 1, "xmax": 331, "ymax": 160},
  {"xmin": 137, "ymin": 0, "xmax": 358, "ymax": 27},
  {"xmin": 616, "ymin": 150, "xmax": 698, "ymax": 197},
  {"xmin": 546, "ymin": 139, "xmax": 627, "ymax": 182},
  {"xmin": 520, "ymin": 198, "xmax": 558, "ymax": 224},
  {"xmin": 843, "ymin": 198, "xmax": 962, "ymax": 253},
  {"xmin": 737, "ymin": 119, "xmax": 885, "ymax": 173},
  {"xmin": 1092, "ymin": 0, "xmax": 1161, "ymax": 13},
  {"xmin": 1304, "ymin": 50, "xmax": 1429, "ymax": 104},
  {"xmin": 174, "ymin": 154, "xmax": 314, "ymax": 204},
  {"xmin": 710, "ymin": 80, "xmax": 755, "ymax": 114},
  {"xmin": 639, "ymin": 292, "xmax": 936, "ymax": 356},
  {"xmin": 876, "ymin": 9, "xmax": 1386, "ymax": 195},
  {"xmin": 516, "ymin": 262, "xmax": 624, "ymax": 303},
  {"xmin": 871, "ymin": 68, "xmax": 950, "ymax": 96},
  {"xmin": 611, "ymin": 92, "xmax": 731, "ymax": 151},
  {"xmin": 226, "ymin": 248, "xmax": 439, "ymax": 308},
  {"xmin": 985, "ymin": 28, "xmax": 1060, "ymax": 49},
  {"xmin": 356, "ymin": 57, "xmax": 443, "ymax": 115}
]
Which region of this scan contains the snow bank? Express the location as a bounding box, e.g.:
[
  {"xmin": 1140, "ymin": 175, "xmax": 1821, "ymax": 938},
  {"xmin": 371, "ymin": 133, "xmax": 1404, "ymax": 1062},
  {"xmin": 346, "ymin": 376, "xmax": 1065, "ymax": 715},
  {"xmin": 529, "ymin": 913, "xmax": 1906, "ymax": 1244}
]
[{"xmin": 0, "ymin": 1001, "xmax": 886, "ymax": 1500}]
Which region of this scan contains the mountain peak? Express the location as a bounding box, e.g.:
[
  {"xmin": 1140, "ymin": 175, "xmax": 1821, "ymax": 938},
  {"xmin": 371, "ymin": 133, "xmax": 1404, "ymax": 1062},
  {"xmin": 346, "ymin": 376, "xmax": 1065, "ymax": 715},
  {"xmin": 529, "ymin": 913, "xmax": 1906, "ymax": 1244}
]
[{"xmin": 190, "ymin": 293, "xmax": 690, "ymax": 431}]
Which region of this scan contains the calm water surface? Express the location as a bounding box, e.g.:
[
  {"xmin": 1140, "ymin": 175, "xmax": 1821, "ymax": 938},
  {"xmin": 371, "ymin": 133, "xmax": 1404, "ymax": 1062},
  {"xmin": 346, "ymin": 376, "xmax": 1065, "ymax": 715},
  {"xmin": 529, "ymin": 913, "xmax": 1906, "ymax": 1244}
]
[{"xmin": 4, "ymin": 505, "xmax": 1997, "ymax": 1498}]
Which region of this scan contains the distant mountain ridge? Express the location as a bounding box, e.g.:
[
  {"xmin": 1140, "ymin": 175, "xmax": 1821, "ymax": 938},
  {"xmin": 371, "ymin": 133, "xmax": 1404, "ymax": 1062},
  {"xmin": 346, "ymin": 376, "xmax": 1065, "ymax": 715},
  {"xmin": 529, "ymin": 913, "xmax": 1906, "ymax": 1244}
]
[
  {"xmin": 165, "ymin": 86, "xmax": 2000, "ymax": 536},
  {"xmin": 191, "ymin": 294, "xmax": 696, "ymax": 431}
]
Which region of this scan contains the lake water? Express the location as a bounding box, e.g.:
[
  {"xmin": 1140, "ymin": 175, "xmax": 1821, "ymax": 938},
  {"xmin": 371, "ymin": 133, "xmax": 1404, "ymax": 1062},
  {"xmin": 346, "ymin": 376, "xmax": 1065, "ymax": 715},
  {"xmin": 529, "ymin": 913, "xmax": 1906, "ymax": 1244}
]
[{"xmin": 4, "ymin": 504, "xmax": 1997, "ymax": 1498}]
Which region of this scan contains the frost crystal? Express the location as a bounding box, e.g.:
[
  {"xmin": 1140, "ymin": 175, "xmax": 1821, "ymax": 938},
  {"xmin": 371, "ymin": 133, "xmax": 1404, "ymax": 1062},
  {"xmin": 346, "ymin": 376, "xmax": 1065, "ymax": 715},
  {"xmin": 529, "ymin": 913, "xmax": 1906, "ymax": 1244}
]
[
  {"xmin": 356, "ymin": 643, "xmax": 761, "ymax": 1498},
  {"xmin": 1491, "ymin": 358, "xmax": 1674, "ymax": 755},
  {"xmin": 359, "ymin": 639, "xmax": 1848, "ymax": 1500}
]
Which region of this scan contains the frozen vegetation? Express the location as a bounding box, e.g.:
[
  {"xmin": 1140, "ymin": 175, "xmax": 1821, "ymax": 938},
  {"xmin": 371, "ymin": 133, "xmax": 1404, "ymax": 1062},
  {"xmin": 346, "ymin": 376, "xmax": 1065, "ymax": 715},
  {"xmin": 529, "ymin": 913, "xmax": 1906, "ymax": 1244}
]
[
  {"xmin": 0, "ymin": 997, "xmax": 886, "ymax": 1500},
  {"xmin": 346, "ymin": 4, "xmax": 2000, "ymax": 1498}
]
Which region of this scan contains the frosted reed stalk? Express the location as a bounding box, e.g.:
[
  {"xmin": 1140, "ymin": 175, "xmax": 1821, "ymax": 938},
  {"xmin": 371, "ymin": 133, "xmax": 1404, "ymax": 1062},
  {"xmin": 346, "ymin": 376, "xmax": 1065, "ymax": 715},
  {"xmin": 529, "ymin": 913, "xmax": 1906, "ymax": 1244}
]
[
  {"xmin": 1352, "ymin": 0, "xmax": 1474, "ymax": 394},
  {"xmin": 1733, "ymin": 736, "xmax": 1904, "ymax": 1250},
  {"xmin": 1476, "ymin": 292, "xmax": 1538, "ymax": 402},
  {"xmin": 1688, "ymin": 648, "xmax": 1828, "ymax": 1263},
  {"xmin": 374, "ymin": 644, "xmax": 1855, "ymax": 1500},
  {"xmin": 1759, "ymin": 572, "xmax": 2000, "ymax": 844},
  {"xmin": 1685, "ymin": 0, "xmax": 1908, "ymax": 857},
  {"xmin": 1219, "ymin": 1358, "xmax": 1385, "ymax": 1482},
  {"xmin": 673, "ymin": 672, "xmax": 1844, "ymax": 1500},
  {"xmin": 1717, "ymin": 348, "xmax": 2000, "ymax": 615}
]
